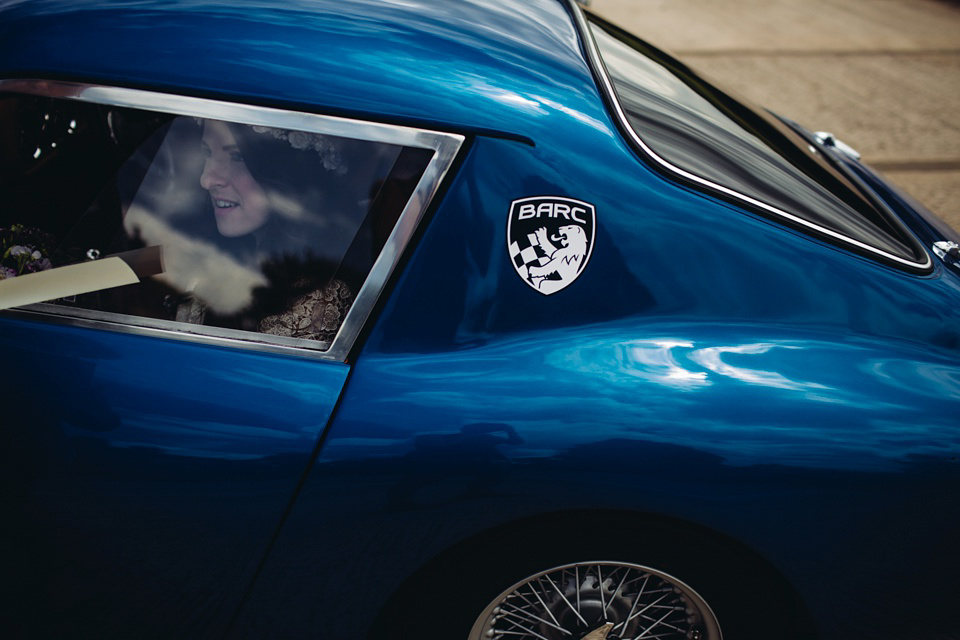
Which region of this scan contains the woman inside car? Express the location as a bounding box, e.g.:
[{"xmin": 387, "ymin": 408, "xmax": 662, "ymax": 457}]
[{"xmin": 195, "ymin": 119, "xmax": 354, "ymax": 342}]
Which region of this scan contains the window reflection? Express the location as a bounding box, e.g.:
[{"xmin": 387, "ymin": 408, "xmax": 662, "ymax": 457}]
[
  {"xmin": 123, "ymin": 117, "xmax": 401, "ymax": 341},
  {"xmin": 588, "ymin": 15, "xmax": 925, "ymax": 266},
  {"xmin": 0, "ymin": 94, "xmax": 432, "ymax": 348}
]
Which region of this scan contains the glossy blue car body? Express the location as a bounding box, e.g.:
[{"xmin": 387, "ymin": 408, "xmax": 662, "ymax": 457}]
[{"xmin": 1, "ymin": 1, "xmax": 958, "ymax": 639}]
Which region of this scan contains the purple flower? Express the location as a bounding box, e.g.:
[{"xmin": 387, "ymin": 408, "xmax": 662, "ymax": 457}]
[
  {"xmin": 25, "ymin": 257, "xmax": 53, "ymax": 272},
  {"xmin": 2, "ymin": 225, "xmax": 59, "ymax": 273}
]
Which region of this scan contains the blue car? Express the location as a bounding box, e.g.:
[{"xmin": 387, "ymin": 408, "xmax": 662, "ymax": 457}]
[{"xmin": 2, "ymin": 1, "xmax": 958, "ymax": 638}]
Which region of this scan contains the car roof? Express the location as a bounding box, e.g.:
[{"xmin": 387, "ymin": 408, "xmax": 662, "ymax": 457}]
[{"xmin": 0, "ymin": 0, "xmax": 602, "ymax": 139}]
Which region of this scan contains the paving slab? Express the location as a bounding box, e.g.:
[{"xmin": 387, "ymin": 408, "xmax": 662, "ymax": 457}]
[
  {"xmin": 590, "ymin": 0, "xmax": 960, "ymax": 52},
  {"xmin": 590, "ymin": 0, "xmax": 960, "ymax": 230}
]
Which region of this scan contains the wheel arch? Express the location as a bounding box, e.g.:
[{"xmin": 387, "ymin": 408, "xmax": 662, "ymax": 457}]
[{"xmin": 367, "ymin": 507, "xmax": 817, "ymax": 639}]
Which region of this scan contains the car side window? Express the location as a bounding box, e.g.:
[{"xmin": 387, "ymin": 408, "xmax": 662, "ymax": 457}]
[
  {"xmin": 0, "ymin": 86, "xmax": 461, "ymax": 357},
  {"xmin": 586, "ymin": 14, "xmax": 927, "ymax": 270}
]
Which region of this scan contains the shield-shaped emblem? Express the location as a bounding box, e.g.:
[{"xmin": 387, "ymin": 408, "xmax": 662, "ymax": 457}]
[{"xmin": 507, "ymin": 196, "xmax": 596, "ymax": 295}]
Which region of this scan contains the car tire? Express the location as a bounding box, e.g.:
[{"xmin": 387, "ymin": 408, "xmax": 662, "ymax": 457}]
[
  {"xmin": 369, "ymin": 515, "xmax": 813, "ymax": 640},
  {"xmin": 467, "ymin": 560, "xmax": 722, "ymax": 640}
]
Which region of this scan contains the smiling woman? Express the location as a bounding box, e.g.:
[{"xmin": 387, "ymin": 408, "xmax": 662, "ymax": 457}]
[
  {"xmin": 185, "ymin": 118, "xmax": 360, "ymax": 341},
  {"xmin": 200, "ymin": 120, "xmax": 273, "ymax": 238},
  {"xmin": 0, "ymin": 85, "xmax": 453, "ymax": 356}
]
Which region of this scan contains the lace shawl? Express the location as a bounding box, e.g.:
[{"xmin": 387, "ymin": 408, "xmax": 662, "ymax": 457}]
[{"xmin": 258, "ymin": 278, "xmax": 353, "ymax": 343}]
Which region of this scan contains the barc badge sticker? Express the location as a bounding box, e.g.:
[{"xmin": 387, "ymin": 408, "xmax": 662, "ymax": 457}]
[{"xmin": 507, "ymin": 196, "xmax": 596, "ymax": 295}]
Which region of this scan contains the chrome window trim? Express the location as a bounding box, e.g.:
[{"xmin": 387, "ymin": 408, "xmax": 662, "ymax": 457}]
[
  {"xmin": 565, "ymin": 2, "xmax": 932, "ymax": 272},
  {"xmin": 0, "ymin": 79, "xmax": 465, "ymax": 362}
]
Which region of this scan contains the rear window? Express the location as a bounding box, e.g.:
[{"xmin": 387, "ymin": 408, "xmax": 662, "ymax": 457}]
[
  {"xmin": 0, "ymin": 82, "xmax": 461, "ymax": 358},
  {"xmin": 586, "ymin": 14, "xmax": 928, "ymax": 270}
]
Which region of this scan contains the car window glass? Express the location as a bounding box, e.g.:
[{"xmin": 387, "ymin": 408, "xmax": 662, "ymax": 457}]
[
  {"xmin": 587, "ymin": 15, "xmax": 925, "ymax": 267},
  {"xmin": 0, "ymin": 92, "xmax": 434, "ymax": 351}
]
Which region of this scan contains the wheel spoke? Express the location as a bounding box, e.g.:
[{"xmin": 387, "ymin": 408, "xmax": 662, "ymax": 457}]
[
  {"xmin": 575, "ymin": 565, "xmax": 581, "ymax": 615},
  {"xmin": 611, "ymin": 573, "xmax": 649, "ymax": 634},
  {"xmin": 632, "ymin": 608, "xmax": 676, "ymax": 639},
  {"xmin": 605, "ymin": 568, "xmax": 629, "ymax": 616},
  {"xmin": 625, "ymin": 593, "xmax": 670, "ymax": 626},
  {"xmin": 499, "ymin": 601, "xmax": 573, "ymax": 635},
  {"xmin": 515, "ymin": 584, "xmax": 563, "ymax": 630},
  {"xmin": 544, "ymin": 574, "xmax": 589, "ymax": 626},
  {"xmin": 596, "ymin": 565, "xmax": 607, "ymax": 620},
  {"xmin": 494, "ymin": 630, "xmax": 552, "ymax": 640},
  {"xmin": 472, "ymin": 562, "xmax": 717, "ymax": 640}
]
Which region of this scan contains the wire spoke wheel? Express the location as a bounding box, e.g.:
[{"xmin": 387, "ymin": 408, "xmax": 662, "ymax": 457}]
[{"xmin": 469, "ymin": 561, "xmax": 721, "ymax": 640}]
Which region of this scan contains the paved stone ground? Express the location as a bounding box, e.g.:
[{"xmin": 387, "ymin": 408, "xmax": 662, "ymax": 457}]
[{"xmin": 589, "ymin": 0, "xmax": 960, "ymax": 231}]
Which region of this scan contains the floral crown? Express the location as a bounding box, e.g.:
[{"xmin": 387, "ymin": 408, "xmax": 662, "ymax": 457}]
[{"xmin": 250, "ymin": 125, "xmax": 347, "ymax": 175}]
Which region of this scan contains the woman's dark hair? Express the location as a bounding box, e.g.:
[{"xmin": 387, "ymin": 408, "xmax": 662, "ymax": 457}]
[{"xmin": 224, "ymin": 122, "xmax": 344, "ymax": 261}]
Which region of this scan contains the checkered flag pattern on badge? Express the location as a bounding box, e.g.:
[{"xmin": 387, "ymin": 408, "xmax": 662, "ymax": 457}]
[
  {"xmin": 508, "ymin": 231, "xmax": 549, "ymax": 280},
  {"xmin": 506, "ymin": 196, "xmax": 596, "ymax": 296}
]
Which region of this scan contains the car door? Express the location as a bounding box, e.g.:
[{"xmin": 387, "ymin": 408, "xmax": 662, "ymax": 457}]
[{"xmin": 0, "ymin": 82, "xmax": 461, "ymax": 638}]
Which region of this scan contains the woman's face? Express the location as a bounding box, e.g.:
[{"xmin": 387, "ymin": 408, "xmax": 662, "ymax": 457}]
[{"xmin": 200, "ymin": 120, "xmax": 270, "ymax": 237}]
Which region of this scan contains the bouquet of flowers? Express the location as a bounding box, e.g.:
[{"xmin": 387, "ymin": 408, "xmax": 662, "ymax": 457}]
[{"xmin": 1, "ymin": 224, "xmax": 57, "ymax": 280}]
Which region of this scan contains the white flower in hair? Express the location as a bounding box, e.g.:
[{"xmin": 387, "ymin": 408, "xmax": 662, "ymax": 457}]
[
  {"xmin": 288, "ymin": 130, "xmax": 311, "ymax": 149},
  {"xmin": 251, "ymin": 125, "xmax": 347, "ymax": 174}
]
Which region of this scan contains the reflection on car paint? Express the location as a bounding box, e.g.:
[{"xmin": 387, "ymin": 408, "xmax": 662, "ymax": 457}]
[{"xmin": 1, "ymin": 0, "xmax": 958, "ymax": 637}]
